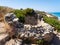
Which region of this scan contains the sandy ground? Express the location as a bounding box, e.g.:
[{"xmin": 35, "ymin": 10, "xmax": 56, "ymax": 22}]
[
  {"xmin": 0, "ymin": 22, "xmax": 8, "ymax": 41},
  {"xmin": 0, "ymin": 22, "xmax": 6, "ymax": 33}
]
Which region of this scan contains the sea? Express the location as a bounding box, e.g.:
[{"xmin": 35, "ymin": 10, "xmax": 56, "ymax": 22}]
[{"xmin": 49, "ymin": 12, "xmax": 60, "ymax": 20}]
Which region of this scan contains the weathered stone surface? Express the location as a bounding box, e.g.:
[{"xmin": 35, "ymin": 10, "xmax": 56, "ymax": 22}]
[
  {"xmin": 5, "ymin": 39, "xmax": 22, "ymax": 45},
  {"xmin": 0, "ymin": 34, "xmax": 9, "ymax": 45}
]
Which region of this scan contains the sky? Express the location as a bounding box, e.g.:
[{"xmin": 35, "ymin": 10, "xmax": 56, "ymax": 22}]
[{"xmin": 0, "ymin": 0, "xmax": 60, "ymax": 12}]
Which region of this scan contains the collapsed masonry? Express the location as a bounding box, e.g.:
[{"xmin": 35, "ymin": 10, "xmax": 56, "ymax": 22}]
[
  {"xmin": 3, "ymin": 13, "xmax": 55, "ymax": 44},
  {"xmin": 4, "ymin": 13, "xmax": 24, "ymax": 38}
]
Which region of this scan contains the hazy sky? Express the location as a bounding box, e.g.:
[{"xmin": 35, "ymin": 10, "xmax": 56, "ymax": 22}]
[{"xmin": 0, "ymin": 0, "xmax": 60, "ymax": 12}]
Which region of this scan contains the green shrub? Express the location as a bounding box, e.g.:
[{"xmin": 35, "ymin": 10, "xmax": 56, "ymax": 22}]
[{"xmin": 43, "ymin": 16, "xmax": 60, "ymax": 32}]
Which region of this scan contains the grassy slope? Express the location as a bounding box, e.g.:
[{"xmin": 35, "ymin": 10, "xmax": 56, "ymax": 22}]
[
  {"xmin": 0, "ymin": 6, "xmax": 60, "ymax": 32},
  {"xmin": 43, "ymin": 16, "xmax": 60, "ymax": 32}
]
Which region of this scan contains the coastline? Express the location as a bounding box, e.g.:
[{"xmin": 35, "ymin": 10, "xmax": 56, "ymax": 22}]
[{"xmin": 49, "ymin": 12, "xmax": 60, "ymax": 20}]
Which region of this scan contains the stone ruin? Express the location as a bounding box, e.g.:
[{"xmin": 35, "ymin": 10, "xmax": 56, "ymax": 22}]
[
  {"xmin": 2, "ymin": 13, "xmax": 55, "ymax": 45},
  {"xmin": 4, "ymin": 13, "xmax": 54, "ymax": 38}
]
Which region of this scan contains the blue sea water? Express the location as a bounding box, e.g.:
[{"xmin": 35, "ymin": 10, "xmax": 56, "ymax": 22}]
[{"xmin": 49, "ymin": 12, "xmax": 60, "ymax": 19}]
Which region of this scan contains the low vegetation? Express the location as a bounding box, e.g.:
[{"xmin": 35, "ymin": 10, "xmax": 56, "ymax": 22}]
[
  {"xmin": 0, "ymin": 6, "xmax": 60, "ymax": 32},
  {"xmin": 13, "ymin": 8, "xmax": 37, "ymax": 24},
  {"xmin": 43, "ymin": 16, "xmax": 60, "ymax": 32}
]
